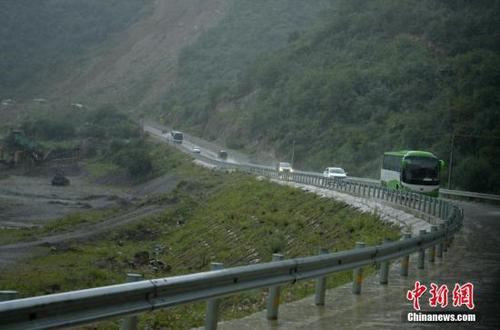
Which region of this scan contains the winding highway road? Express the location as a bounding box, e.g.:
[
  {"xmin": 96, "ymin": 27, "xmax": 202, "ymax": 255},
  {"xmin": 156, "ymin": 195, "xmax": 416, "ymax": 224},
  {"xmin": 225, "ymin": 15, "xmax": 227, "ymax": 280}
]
[
  {"xmin": 145, "ymin": 123, "xmax": 499, "ymax": 329},
  {"xmin": 209, "ymin": 200, "xmax": 500, "ymax": 329}
]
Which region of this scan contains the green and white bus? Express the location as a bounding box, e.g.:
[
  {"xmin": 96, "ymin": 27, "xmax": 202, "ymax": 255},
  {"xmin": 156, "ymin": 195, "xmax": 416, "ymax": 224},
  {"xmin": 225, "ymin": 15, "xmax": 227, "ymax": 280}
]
[{"xmin": 381, "ymin": 150, "xmax": 444, "ymax": 197}]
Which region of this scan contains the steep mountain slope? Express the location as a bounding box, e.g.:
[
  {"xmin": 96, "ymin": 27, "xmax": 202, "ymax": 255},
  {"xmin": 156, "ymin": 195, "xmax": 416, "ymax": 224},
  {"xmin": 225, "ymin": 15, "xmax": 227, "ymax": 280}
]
[
  {"xmin": 2, "ymin": 0, "xmax": 498, "ymax": 193},
  {"xmin": 0, "ymin": 0, "xmax": 153, "ymax": 99},
  {"xmin": 165, "ymin": 0, "xmax": 500, "ymax": 193},
  {"xmin": 0, "ymin": 0, "xmax": 227, "ymax": 110},
  {"xmin": 48, "ymin": 0, "xmax": 228, "ymax": 111}
]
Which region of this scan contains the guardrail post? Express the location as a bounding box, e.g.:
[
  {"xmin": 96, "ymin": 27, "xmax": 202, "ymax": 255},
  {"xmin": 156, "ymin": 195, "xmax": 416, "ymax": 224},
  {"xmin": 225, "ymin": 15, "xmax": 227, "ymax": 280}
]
[
  {"xmin": 205, "ymin": 262, "xmax": 224, "ymax": 330},
  {"xmin": 428, "ymin": 225, "xmax": 438, "ymax": 262},
  {"xmin": 418, "ymin": 230, "xmax": 426, "ymax": 269},
  {"xmin": 120, "ymin": 273, "xmax": 143, "ymax": 330},
  {"xmin": 352, "ymin": 242, "xmax": 366, "ymax": 294},
  {"xmin": 379, "ymin": 238, "xmax": 390, "ymax": 284},
  {"xmin": 437, "ymin": 223, "xmax": 445, "ymax": 258},
  {"xmin": 400, "ymin": 233, "xmax": 411, "ymax": 276},
  {"xmin": 447, "ymin": 221, "xmax": 455, "ymax": 249},
  {"xmin": 443, "ymin": 220, "xmax": 449, "ymax": 252},
  {"xmin": 0, "ymin": 291, "xmax": 18, "ymax": 301},
  {"xmin": 315, "ymin": 248, "xmax": 329, "ymax": 306},
  {"xmin": 266, "ymin": 254, "xmax": 285, "ymax": 320}
]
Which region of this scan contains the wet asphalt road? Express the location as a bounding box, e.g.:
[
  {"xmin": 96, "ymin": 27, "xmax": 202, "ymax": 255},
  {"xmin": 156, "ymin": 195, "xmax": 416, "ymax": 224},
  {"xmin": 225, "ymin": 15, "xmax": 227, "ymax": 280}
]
[{"xmin": 212, "ymin": 200, "xmax": 500, "ymax": 330}]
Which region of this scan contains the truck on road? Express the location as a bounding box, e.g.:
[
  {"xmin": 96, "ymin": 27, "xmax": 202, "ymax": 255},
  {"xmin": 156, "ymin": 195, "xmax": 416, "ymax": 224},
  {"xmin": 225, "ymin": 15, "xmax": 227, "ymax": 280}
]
[{"xmin": 171, "ymin": 131, "xmax": 183, "ymax": 144}]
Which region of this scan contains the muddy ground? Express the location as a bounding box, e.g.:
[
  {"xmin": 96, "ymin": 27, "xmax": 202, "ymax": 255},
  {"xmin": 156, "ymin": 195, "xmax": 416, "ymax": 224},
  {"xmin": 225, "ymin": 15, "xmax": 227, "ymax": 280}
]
[
  {"xmin": 0, "ymin": 161, "xmax": 181, "ymax": 267},
  {"xmin": 0, "ymin": 162, "xmax": 178, "ymax": 229}
]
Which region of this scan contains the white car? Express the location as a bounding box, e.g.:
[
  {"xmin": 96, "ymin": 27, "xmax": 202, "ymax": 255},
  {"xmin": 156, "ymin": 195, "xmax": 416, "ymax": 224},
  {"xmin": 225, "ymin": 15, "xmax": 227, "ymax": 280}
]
[
  {"xmin": 323, "ymin": 167, "xmax": 347, "ymax": 179},
  {"xmin": 192, "ymin": 147, "xmax": 201, "ymax": 154},
  {"xmin": 277, "ymin": 162, "xmax": 293, "ymax": 173}
]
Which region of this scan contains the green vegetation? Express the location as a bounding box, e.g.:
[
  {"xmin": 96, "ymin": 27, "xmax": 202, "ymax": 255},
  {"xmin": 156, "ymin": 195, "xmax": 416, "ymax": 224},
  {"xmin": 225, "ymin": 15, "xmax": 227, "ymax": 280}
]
[
  {"xmin": 85, "ymin": 161, "xmax": 122, "ymax": 179},
  {"xmin": 15, "ymin": 104, "xmax": 158, "ymax": 179},
  {"xmin": 163, "ymin": 0, "xmax": 334, "ymax": 132},
  {"xmin": 0, "ymin": 0, "xmax": 153, "ymax": 97},
  {"xmin": 0, "ymin": 208, "xmax": 121, "ymax": 245},
  {"xmin": 0, "ymin": 161, "xmax": 398, "ymax": 329},
  {"xmin": 4, "ymin": 0, "xmax": 497, "ymax": 192},
  {"xmin": 1, "ymin": 104, "xmax": 399, "ymax": 327},
  {"xmin": 163, "ymin": 0, "xmax": 500, "ymax": 193}
]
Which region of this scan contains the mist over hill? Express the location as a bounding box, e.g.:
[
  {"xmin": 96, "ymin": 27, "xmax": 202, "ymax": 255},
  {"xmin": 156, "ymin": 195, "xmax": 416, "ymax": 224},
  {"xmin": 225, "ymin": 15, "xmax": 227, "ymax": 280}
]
[
  {"xmin": 163, "ymin": 0, "xmax": 500, "ymax": 193},
  {"xmin": 2, "ymin": 0, "xmax": 499, "ymax": 193},
  {"xmin": 0, "ymin": 0, "xmax": 153, "ymax": 98}
]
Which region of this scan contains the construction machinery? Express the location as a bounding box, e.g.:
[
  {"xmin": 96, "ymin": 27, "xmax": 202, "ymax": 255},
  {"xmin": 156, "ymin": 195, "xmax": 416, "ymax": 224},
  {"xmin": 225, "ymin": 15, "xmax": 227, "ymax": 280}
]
[{"xmin": 0, "ymin": 129, "xmax": 45, "ymax": 166}]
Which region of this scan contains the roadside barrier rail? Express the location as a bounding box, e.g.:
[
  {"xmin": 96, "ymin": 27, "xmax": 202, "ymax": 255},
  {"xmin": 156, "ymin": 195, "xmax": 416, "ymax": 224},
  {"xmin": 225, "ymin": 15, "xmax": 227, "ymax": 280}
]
[
  {"xmin": 0, "ymin": 147, "xmax": 464, "ymax": 330},
  {"xmin": 439, "ymin": 188, "xmax": 500, "ymax": 201}
]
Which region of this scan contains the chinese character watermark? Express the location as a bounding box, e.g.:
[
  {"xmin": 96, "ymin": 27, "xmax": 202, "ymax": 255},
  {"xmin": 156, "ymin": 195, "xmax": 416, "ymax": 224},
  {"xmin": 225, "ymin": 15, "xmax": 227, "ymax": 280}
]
[{"xmin": 407, "ymin": 282, "xmax": 475, "ymax": 311}]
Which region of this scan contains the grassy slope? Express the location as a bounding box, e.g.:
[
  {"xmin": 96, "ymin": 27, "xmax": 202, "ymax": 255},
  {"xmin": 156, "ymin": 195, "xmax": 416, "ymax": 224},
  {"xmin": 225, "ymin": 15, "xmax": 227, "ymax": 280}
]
[{"xmin": 0, "ymin": 142, "xmax": 399, "ymax": 329}]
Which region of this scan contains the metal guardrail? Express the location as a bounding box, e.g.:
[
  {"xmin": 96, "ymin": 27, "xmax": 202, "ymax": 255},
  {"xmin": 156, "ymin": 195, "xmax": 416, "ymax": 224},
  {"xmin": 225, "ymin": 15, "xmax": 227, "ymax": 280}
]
[
  {"xmin": 146, "ymin": 123, "xmax": 500, "ymax": 202},
  {"xmin": 0, "ymin": 142, "xmax": 464, "ymax": 330},
  {"xmin": 440, "ymin": 188, "xmax": 500, "ymax": 201}
]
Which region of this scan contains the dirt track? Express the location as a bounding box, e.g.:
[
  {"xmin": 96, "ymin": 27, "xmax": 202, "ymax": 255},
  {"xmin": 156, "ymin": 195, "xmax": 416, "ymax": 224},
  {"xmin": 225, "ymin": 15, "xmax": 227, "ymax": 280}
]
[
  {"xmin": 0, "ymin": 163, "xmax": 181, "ymax": 268},
  {"xmin": 0, "ymin": 204, "xmax": 165, "ymax": 268},
  {"xmin": 0, "ymin": 174, "xmax": 127, "ymax": 228}
]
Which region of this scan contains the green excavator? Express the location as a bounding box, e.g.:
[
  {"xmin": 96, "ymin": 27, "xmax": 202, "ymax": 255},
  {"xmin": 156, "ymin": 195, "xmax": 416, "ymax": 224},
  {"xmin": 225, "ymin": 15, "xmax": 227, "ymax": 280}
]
[{"xmin": 0, "ymin": 130, "xmax": 46, "ymax": 166}]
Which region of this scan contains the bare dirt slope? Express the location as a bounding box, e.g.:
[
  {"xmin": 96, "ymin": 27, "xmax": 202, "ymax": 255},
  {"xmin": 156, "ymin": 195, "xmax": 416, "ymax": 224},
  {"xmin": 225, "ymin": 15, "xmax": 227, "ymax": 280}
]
[{"xmin": 49, "ymin": 0, "xmax": 227, "ymax": 111}]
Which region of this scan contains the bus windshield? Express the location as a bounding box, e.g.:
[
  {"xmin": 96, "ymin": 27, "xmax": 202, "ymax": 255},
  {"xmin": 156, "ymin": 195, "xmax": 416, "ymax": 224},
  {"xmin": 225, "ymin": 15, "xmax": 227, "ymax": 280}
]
[{"xmin": 402, "ymin": 156, "xmax": 439, "ymax": 185}]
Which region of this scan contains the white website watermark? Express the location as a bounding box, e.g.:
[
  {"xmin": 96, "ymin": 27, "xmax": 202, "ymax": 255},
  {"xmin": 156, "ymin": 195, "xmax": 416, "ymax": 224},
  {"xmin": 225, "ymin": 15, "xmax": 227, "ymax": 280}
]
[{"xmin": 407, "ymin": 312, "xmax": 477, "ymax": 322}]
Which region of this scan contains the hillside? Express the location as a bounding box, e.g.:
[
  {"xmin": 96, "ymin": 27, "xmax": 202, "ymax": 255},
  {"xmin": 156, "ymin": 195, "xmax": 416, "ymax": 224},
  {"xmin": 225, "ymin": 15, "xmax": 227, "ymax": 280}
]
[
  {"xmin": 0, "ymin": 0, "xmax": 227, "ymax": 110},
  {"xmin": 2, "ymin": 0, "xmax": 499, "ymax": 193},
  {"xmin": 0, "ymin": 0, "xmax": 152, "ymax": 98},
  {"xmin": 0, "ymin": 141, "xmax": 399, "ymax": 329},
  {"xmin": 163, "ymin": 0, "xmax": 500, "ymax": 193}
]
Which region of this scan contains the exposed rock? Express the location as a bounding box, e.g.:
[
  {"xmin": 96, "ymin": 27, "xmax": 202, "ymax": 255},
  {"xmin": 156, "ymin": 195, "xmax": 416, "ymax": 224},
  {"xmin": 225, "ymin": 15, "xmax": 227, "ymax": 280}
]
[
  {"xmin": 52, "ymin": 172, "xmax": 70, "ymax": 186},
  {"xmin": 133, "ymin": 251, "xmax": 150, "ymax": 266}
]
